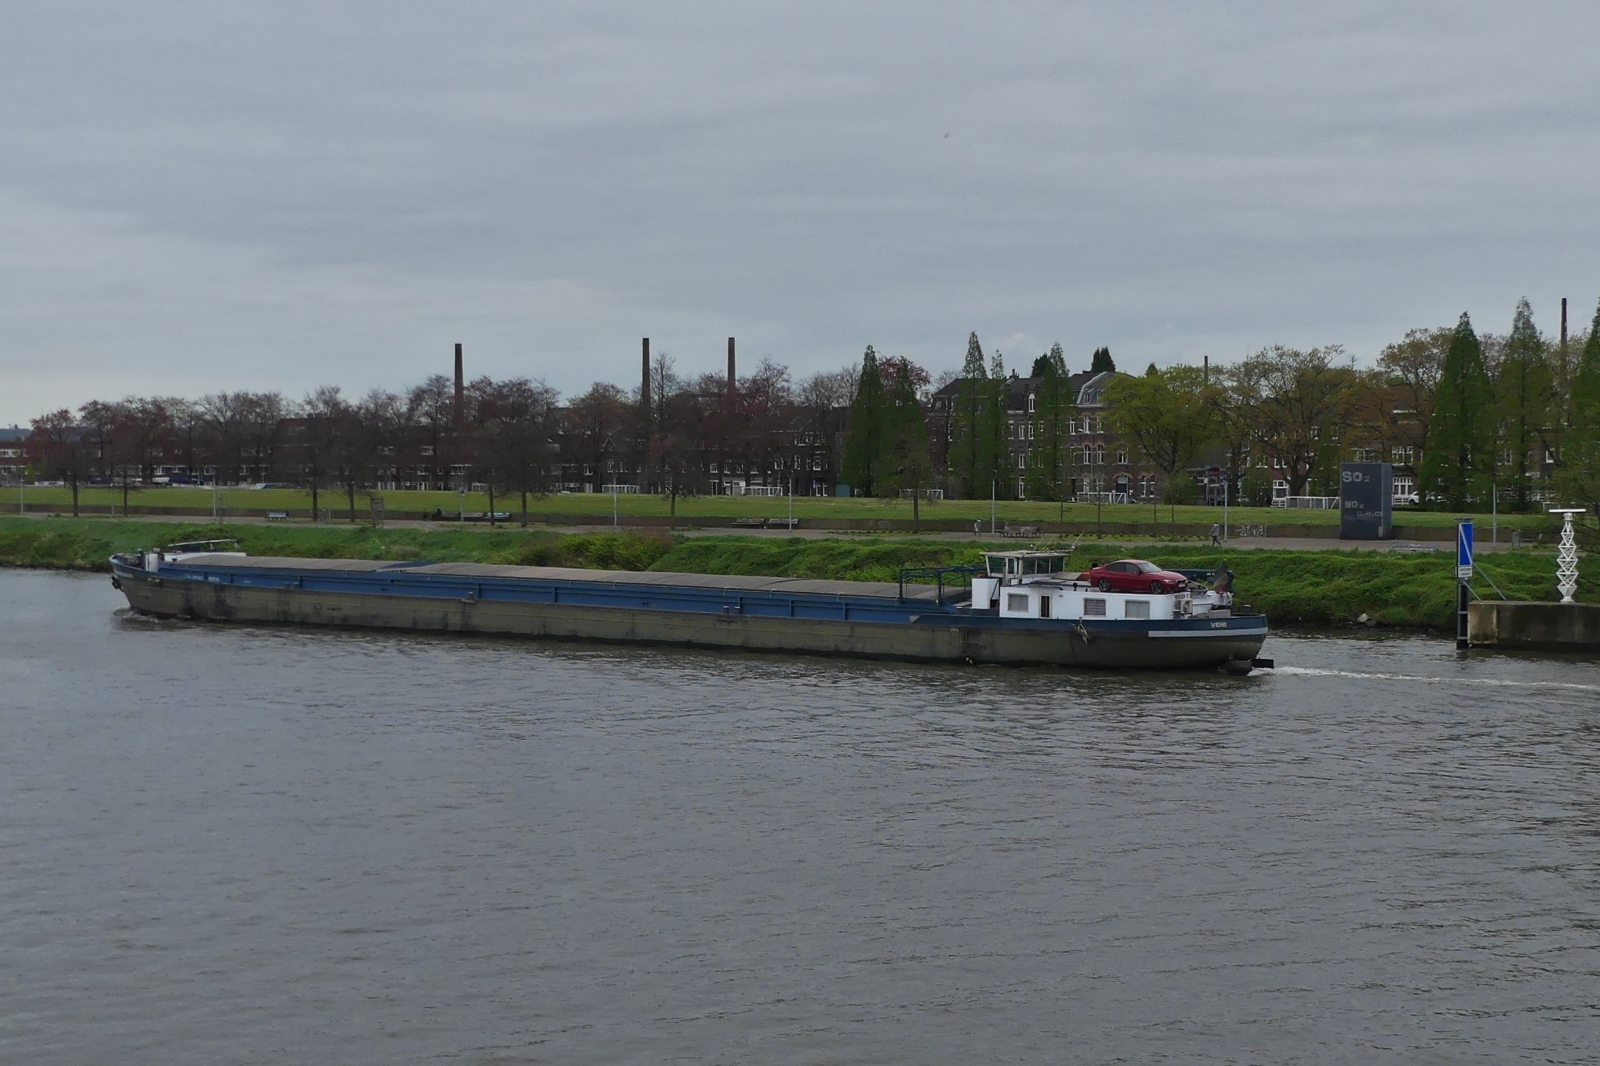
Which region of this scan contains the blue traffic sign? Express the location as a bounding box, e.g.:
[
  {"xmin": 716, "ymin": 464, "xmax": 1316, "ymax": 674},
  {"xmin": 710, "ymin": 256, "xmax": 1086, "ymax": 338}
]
[{"xmin": 1457, "ymin": 519, "xmax": 1474, "ymax": 580}]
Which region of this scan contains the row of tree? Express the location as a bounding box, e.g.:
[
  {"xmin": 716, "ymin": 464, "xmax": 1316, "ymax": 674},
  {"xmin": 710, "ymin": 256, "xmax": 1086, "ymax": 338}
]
[
  {"xmin": 911, "ymin": 298, "xmax": 1600, "ymax": 513},
  {"xmin": 24, "ymin": 296, "xmax": 1600, "ymax": 520}
]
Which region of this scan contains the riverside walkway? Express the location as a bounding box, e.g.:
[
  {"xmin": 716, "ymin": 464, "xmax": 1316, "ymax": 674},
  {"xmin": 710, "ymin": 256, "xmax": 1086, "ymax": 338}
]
[{"xmin": 5, "ymin": 510, "xmax": 1531, "ymax": 552}]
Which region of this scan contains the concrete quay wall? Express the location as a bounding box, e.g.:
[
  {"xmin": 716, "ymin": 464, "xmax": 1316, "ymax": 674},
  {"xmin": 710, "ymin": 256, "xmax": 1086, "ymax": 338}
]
[{"xmin": 1468, "ymin": 601, "xmax": 1600, "ymax": 650}]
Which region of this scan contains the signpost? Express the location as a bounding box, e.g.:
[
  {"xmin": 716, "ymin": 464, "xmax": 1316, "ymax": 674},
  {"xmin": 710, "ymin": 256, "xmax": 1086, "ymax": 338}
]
[{"xmin": 1456, "ymin": 518, "xmax": 1473, "ymax": 649}]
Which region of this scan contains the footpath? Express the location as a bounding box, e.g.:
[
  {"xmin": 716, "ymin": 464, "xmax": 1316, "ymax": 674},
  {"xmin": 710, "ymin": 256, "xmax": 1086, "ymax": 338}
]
[{"xmin": 3, "ymin": 509, "xmax": 1529, "ymax": 553}]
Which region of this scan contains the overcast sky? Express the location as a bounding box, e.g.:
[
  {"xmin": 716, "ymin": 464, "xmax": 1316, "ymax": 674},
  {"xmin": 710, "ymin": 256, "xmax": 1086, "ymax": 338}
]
[{"xmin": 3, "ymin": 1, "xmax": 1597, "ymax": 424}]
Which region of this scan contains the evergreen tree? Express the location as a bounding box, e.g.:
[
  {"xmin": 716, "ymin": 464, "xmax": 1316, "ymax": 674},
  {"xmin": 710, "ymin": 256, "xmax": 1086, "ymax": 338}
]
[
  {"xmin": 1090, "ymin": 347, "xmax": 1115, "ymax": 374},
  {"xmin": 1026, "ymin": 353, "xmax": 1075, "ymax": 502},
  {"xmin": 1048, "ymin": 343, "xmax": 1067, "ymax": 376},
  {"xmin": 979, "ymin": 356, "xmax": 1010, "ymax": 498},
  {"xmin": 961, "ymin": 332, "xmax": 986, "ymax": 378},
  {"xmin": 1419, "ymin": 313, "xmax": 1495, "ymax": 509},
  {"xmin": 879, "ymin": 361, "xmax": 934, "ymax": 531},
  {"xmin": 1030, "ymin": 354, "xmax": 1053, "ymax": 378},
  {"xmin": 841, "ymin": 345, "xmax": 889, "ymax": 495},
  {"xmin": 1495, "ymin": 297, "xmax": 1555, "ymax": 511},
  {"xmin": 948, "ymin": 333, "xmax": 988, "ymax": 498},
  {"xmin": 1557, "ymin": 298, "xmax": 1600, "ymax": 513}
]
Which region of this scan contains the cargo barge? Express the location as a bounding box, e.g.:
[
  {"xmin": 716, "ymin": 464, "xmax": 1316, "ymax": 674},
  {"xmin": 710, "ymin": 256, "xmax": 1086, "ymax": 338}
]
[{"xmin": 109, "ymin": 543, "xmax": 1270, "ymax": 672}]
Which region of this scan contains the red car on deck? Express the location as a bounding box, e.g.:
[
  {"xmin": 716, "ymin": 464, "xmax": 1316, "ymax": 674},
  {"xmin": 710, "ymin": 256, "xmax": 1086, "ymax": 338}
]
[{"xmin": 1084, "ymin": 559, "xmax": 1189, "ymax": 594}]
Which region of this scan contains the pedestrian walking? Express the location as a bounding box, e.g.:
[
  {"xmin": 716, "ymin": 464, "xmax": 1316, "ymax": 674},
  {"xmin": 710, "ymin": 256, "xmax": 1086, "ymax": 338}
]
[{"xmin": 1210, "ymin": 522, "xmax": 1221, "ymax": 546}]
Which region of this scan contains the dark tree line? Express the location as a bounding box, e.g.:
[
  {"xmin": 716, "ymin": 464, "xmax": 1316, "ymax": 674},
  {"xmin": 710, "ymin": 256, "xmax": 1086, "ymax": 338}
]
[{"xmin": 24, "ymin": 296, "xmax": 1600, "ymax": 522}]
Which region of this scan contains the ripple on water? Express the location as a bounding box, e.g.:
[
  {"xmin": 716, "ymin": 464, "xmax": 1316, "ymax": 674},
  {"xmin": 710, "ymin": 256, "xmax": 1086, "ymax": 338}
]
[{"xmin": 1, "ymin": 568, "xmax": 1599, "ymax": 1065}]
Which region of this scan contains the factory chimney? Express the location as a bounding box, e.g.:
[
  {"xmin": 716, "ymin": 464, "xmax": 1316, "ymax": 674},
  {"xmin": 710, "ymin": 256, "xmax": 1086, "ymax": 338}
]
[
  {"xmin": 642, "ymin": 338, "xmax": 651, "ymax": 421},
  {"xmin": 727, "ymin": 337, "xmax": 736, "ymax": 395},
  {"xmin": 453, "ymin": 343, "xmax": 464, "ymax": 425}
]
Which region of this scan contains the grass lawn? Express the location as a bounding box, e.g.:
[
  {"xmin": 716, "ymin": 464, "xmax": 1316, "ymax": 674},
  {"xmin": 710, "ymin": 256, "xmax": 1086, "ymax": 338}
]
[
  {"xmin": 1, "ymin": 516, "xmax": 1587, "ymax": 629},
  {"xmin": 2, "ymin": 484, "xmax": 1565, "ymax": 531}
]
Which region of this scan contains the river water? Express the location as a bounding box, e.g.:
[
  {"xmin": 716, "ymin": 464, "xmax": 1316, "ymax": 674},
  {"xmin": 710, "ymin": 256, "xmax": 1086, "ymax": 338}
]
[{"xmin": 2, "ymin": 569, "xmax": 1598, "ymax": 1064}]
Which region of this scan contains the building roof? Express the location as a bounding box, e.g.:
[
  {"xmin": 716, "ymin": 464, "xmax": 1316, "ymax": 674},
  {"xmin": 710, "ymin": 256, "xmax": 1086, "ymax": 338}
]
[{"xmin": 929, "ymin": 370, "xmax": 1117, "ymax": 410}]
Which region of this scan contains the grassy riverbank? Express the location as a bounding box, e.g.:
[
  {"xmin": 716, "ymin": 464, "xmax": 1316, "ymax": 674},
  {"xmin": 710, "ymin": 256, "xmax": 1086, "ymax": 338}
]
[
  {"xmin": 2, "ymin": 484, "xmax": 1564, "ymax": 532},
  {"xmin": 2, "ymin": 516, "xmax": 1587, "ymax": 629}
]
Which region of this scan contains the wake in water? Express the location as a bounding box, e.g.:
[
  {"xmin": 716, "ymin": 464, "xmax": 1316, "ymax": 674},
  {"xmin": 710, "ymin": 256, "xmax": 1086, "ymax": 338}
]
[{"xmin": 1275, "ymin": 665, "xmax": 1600, "ymax": 693}]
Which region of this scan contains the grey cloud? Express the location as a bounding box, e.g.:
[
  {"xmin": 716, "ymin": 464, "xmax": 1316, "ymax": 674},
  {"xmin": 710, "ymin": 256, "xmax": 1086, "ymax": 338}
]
[{"xmin": 3, "ymin": 0, "xmax": 1598, "ymax": 421}]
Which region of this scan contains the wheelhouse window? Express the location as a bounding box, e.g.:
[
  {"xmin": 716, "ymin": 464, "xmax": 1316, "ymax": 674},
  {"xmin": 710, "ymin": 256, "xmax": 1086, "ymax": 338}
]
[
  {"xmin": 1125, "ymin": 600, "xmax": 1150, "ymax": 619},
  {"xmin": 1083, "ymin": 598, "xmax": 1107, "ymax": 617}
]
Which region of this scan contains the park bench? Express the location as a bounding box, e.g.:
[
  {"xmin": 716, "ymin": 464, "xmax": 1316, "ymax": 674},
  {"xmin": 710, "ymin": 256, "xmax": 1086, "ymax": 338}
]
[
  {"xmin": 1000, "ymin": 524, "xmax": 1039, "ymax": 539},
  {"xmin": 266, "ymin": 511, "xmax": 289, "ymax": 521},
  {"xmin": 731, "ymin": 517, "xmax": 766, "ymax": 528}
]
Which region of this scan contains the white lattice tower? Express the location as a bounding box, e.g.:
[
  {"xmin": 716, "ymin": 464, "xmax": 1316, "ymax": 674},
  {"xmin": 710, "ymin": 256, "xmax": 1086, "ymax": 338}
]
[{"xmin": 1551, "ymin": 508, "xmax": 1585, "ymax": 604}]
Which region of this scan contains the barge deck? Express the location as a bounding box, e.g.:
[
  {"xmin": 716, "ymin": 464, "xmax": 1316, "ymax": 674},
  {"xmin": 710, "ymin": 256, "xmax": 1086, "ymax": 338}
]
[{"xmin": 109, "ymin": 549, "xmax": 1270, "ymax": 672}]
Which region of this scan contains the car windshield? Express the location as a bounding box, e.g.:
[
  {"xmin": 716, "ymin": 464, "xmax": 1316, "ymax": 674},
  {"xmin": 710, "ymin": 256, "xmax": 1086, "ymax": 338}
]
[{"xmin": 1133, "ymin": 561, "xmax": 1162, "ymax": 573}]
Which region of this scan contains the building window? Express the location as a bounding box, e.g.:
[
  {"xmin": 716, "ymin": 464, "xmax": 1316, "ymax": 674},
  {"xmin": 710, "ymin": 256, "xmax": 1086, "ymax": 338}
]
[
  {"xmin": 1115, "ymin": 448, "xmax": 1129, "ymax": 465},
  {"xmin": 1027, "ymin": 394, "xmax": 1036, "ymax": 413},
  {"xmin": 1095, "ymin": 444, "xmax": 1106, "ymax": 465}
]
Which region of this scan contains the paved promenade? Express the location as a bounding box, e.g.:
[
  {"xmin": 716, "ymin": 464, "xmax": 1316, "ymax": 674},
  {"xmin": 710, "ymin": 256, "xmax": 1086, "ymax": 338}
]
[{"xmin": 8, "ymin": 510, "xmax": 1532, "ymax": 552}]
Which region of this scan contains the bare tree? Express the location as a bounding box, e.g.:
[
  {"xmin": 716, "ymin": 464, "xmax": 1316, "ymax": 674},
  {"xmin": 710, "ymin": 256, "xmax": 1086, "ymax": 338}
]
[
  {"xmin": 473, "ymin": 377, "xmax": 560, "ymax": 525},
  {"xmin": 651, "ymin": 384, "xmax": 708, "ymax": 528},
  {"xmin": 1358, "ymin": 327, "xmax": 1451, "ymax": 474},
  {"xmin": 76, "ymin": 400, "xmax": 121, "ymax": 495},
  {"xmin": 239, "ymin": 392, "xmax": 289, "ymax": 484},
  {"xmin": 565, "ymin": 383, "xmax": 627, "ymax": 493},
  {"xmin": 197, "ymin": 392, "xmax": 254, "ymax": 485},
  {"xmin": 1227, "ymin": 345, "xmax": 1360, "ymax": 498},
  {"xmin": 123, "ymin": 398, "xmax": 173, "ymax": 488},
  {"xmin": 296, "ymin": 386, "xmax": 347, "ymax": 519},
  {"xmin": 161, "ymin": 399, "xmax": 204, "ymax": 483},
  {"xmin": 797, "ymin": 366, "xmax": 856, "ymax": 490},
  {"xmin": 407, "ymin": 375, "xmax": 455, "ymax": 492},
  {"xmin": 29, "ymin": 410, "xmax": 87, "ymax": 516}
]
